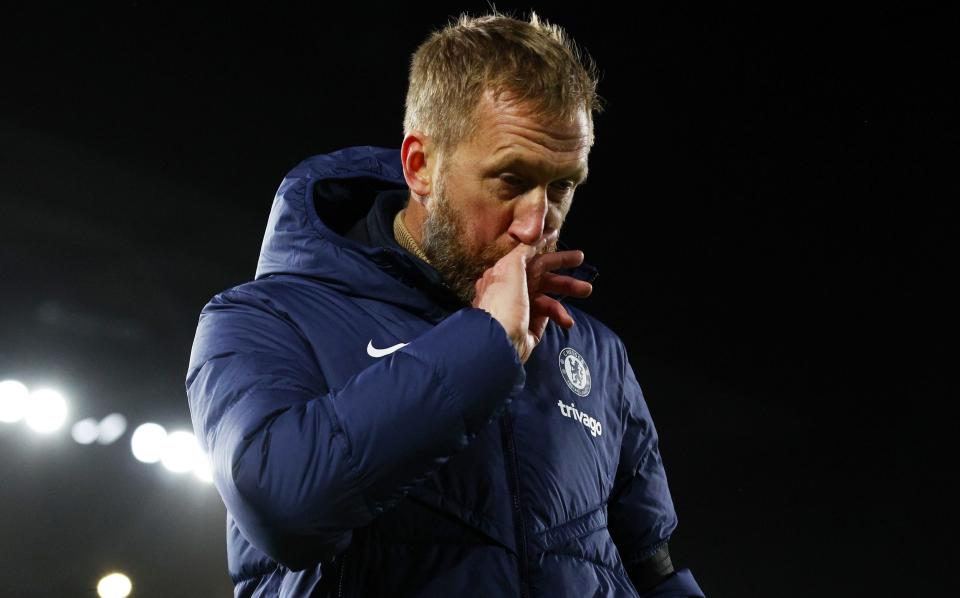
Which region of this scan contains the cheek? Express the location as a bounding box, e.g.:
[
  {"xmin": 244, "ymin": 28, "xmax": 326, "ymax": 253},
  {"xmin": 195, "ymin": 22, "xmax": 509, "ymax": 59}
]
[
  {"xmin": 468, "ymin": 217, "xmax": 513, "ymax": 265},
  {"xmin": 463, "ymin": 205, "xmax": 511, "ymax": 244}
]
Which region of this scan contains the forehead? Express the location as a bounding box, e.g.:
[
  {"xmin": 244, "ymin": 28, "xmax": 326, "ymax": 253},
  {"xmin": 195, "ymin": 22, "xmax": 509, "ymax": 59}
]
[{"xmin": 461, "ymin": 91, "xmax": 592, "ymax": 179}]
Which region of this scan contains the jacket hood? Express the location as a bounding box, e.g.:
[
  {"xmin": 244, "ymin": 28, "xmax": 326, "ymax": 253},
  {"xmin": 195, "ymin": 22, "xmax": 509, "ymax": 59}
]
[{"xmin": 254, "ymin": 145, "xmax": 599, "ymax": 321}]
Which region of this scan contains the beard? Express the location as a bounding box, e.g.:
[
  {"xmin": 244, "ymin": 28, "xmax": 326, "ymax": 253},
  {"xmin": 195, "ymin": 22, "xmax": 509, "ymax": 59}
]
[{"xmin": 420, "ymin": 168, "xmax": 558, "ymax": 305}]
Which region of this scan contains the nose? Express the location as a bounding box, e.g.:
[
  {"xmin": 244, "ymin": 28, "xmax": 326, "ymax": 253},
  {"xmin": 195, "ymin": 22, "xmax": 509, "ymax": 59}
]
[{"xmin": 507, "ymin": 188, "xmax": 551, "ymax": 245}]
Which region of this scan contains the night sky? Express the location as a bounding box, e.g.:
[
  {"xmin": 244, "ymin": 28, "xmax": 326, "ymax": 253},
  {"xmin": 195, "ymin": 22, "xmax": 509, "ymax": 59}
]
[{"xmin": 1, "ymin": 3, "xmax": 953, "ymax": 596}]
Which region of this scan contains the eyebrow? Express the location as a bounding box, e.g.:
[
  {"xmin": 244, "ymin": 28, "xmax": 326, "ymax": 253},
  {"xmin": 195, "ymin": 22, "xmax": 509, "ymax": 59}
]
[{"xmin": 488, "ymin": 154, "xmax": 589, "ymax": 185}]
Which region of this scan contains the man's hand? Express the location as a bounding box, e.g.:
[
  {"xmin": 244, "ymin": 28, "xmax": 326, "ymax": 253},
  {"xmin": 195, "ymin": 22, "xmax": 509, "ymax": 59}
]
[{"xmin": 472, "ymin": 231, "xmax": 594, "ymax": 364}]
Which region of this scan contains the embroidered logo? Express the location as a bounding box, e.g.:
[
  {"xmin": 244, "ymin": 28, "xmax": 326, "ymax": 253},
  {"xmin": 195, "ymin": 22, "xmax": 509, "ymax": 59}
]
[
  {"xmin": 367, "ymin": 340, "xmax": 409, "ymax": 358},
  {"xmin": 559, "ymin": 347, "xmax": 591, "ymax": 397}
]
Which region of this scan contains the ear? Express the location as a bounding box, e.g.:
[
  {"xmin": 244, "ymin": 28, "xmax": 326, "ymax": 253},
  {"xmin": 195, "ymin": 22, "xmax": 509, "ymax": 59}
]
[{"xmin": 400, "ymin": 132, "xmax": 434, "ymax": 203}]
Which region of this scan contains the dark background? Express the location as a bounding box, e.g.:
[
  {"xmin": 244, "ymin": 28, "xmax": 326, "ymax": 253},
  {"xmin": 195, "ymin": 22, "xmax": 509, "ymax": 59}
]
[{"xmin": 1, "ymin": 3, "xmax": 953, "ymax": 596}]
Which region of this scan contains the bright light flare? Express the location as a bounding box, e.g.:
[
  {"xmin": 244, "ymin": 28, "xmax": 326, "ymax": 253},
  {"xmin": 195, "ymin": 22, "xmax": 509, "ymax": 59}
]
[
  {"xmin": 194, "ymin": 451, "xmax": 214, "ymax": 484},
  {"xmin": 71, "ymin": 418, "xmax": 100, "ymax": 444},
  {"xmin": 161, "ymin": 430, "xmax": 200, "ymax": 473},
  {"xmin": 24, "ymin": 388, "xmax": 68, "ymax": 433},
  {"xmin": 97, "ymin": 413, "xmax": 127, "ymax": 445},
  {"xmin": 97, "ymin": 572, "xmax": 132, "ymax": 598},
  {"xmin": 0, "ymin": 380, "xmax": 29, "ymax": 423},
  {"xmin": 130, "ymin": 423, "xmax": 167, "ymax": 463}
]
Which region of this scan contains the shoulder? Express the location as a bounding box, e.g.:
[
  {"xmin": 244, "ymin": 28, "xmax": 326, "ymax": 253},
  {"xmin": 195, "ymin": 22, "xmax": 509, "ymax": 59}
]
[
  {"xmin": 188, "ymin": 277, "xmax": 337, "ymax": 380},
  {"xmin": 193, "ymin": 276, "xmax": 348, "ymax": 357},
  {"xmin": 201, "ymin": 275, "xmax": 343, "ymax": 316}
]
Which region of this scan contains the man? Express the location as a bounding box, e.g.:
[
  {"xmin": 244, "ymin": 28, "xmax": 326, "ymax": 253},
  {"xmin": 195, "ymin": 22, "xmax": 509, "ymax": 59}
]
[{"xmin": 186, "ymin": 10, "xmax": 705, "ymax": 597}]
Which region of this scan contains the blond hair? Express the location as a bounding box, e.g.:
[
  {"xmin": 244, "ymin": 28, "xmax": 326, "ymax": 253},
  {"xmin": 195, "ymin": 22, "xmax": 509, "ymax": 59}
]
[{"xmin": 403, "ymin": 8, "xmax": 605, "ymax": 163}]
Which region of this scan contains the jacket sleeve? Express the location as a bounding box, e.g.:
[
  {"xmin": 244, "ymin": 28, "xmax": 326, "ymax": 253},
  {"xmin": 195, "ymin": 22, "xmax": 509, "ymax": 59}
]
[
  {"xmin": 607, "ymin": 342, "xmax": 705, "ymax": 597},
  {"xmin": 185, "ymin": 287, "xmax": 525, "ymax": 570}
]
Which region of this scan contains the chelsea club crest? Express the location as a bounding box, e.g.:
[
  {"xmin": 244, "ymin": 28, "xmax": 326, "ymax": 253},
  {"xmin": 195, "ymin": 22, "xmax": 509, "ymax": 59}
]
[{"xmin": 559, "ymin": 347, "xmax": 591, "ymax": 397}]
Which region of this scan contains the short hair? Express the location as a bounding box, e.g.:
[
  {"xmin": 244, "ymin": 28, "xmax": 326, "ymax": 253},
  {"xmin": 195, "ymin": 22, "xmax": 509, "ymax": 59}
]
[{"xmin": 403, "ymin": 8, "xmax": 606, "ymax": 163}]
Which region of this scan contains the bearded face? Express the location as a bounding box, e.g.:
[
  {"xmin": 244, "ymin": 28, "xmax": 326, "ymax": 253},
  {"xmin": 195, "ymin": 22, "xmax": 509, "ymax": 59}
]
[
  {"xmin": 420, "ymin": 164, "xmax": 558, "ymax": 305},
  {"xmin": 414, "ymin": 93, "xmax": 585, "ymax": 305},
  {"xmin": 420, "ymin": 167, "xmax": 494, "ymax": 304}
]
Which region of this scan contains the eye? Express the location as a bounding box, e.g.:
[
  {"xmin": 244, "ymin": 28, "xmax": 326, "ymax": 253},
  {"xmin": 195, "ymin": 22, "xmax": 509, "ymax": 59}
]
[
  {"xmin": 500, "ymin": 174, "xmax": 526, "ymax": 188},
  {"xmin": 501, "ymin": 175, "xmax": 575, "ymax": 191}
]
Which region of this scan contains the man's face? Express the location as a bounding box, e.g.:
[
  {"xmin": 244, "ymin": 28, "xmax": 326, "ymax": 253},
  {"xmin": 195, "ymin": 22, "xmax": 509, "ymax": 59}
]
[{"xmin": 420, "ymin": 90, "xmax": 592, "ymax": 304}]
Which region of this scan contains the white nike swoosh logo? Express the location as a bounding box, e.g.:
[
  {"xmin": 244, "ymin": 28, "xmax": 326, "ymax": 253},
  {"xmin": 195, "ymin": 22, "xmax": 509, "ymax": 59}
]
[{"xmin": 367, "ymin": 340, "xmax": 409, "ymax": 358}]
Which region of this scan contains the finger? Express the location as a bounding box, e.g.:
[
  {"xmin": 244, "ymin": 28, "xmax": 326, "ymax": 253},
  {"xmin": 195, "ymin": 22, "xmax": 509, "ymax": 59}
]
[
  {"xmin": 536, "ymin": 272, "xmax": 593, "ymax": 298},
  {"xmin": 516, "ymin": 229, "xmax": 560, "ymax": 266},
  {"xmin": 532, "ymin": 293, "xmax": 574, "ymax": 329},
  {"xmin": 528, "ymin": 249, "xmax": 585, "ymax": 275}
]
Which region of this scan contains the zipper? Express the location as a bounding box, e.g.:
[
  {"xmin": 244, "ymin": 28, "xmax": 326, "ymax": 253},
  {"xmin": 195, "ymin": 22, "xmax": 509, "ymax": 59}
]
[{"xmin": 500, "ymin": 412, "xmax": 531, "ymax": 598}]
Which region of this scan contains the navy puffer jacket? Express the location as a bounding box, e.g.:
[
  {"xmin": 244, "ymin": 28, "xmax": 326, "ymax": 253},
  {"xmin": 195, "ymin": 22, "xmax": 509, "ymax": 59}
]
[{"xmin": 185, "ymin": 146, "xmax": 705, "ymax": 597}]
